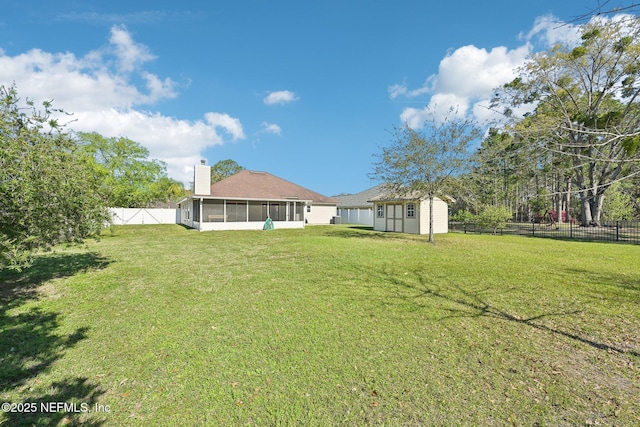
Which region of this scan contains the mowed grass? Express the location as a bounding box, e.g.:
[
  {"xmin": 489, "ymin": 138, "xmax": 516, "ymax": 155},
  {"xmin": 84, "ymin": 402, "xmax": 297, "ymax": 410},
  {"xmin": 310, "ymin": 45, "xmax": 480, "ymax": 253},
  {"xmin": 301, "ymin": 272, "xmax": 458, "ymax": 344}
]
[{"xmin": 1, "ymin": 225, "xmax": 639, "ymax": 426}]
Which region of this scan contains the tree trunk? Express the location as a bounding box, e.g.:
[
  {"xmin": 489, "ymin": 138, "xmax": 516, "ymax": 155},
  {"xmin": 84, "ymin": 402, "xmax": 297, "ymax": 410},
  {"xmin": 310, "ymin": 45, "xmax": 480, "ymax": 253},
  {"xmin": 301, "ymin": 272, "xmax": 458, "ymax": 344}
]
[
  {"xmin": 555, "ymin": 173, "xmax": 563, "ymax": 226},
  {"xmin": 565, "ymin": 179, "xmax": 572, "ymax": 223},
  {"xmin": 590, "ymin": 192, "xmax": 605, "ymax": 226},
  {"xmin": 429, "ymin": 196, "xmax": 434, "ymax": 243},
  {"xmin": 579, "ymin": 190, "xmax": 593, "ymax": 226}
]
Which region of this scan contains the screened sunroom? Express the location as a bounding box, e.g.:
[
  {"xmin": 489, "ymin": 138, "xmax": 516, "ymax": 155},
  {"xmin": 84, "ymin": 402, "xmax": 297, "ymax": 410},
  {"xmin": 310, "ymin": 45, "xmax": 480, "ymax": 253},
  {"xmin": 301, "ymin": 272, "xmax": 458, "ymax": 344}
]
[
  {"xmin": 178, "ymin": 165, "xmax": 335, "ymax": 231},
  {"xmin": 180, "ymin": 197, "xmax": 307, "ymax": 231}
]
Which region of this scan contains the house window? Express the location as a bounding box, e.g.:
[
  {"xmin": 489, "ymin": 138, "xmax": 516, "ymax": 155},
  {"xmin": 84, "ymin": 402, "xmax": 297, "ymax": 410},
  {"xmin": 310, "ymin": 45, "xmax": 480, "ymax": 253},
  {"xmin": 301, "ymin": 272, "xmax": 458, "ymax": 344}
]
[
  {"xmin": 406, "ymin": 203, "xmax": 416, "ymax": 218},
  {"xmin": 307, "ymin": 204, "xmax": 311, "ymax": 213},
  {"xmin": 376, "ymin": 204, "xmax": 385, "ymax": 218}
]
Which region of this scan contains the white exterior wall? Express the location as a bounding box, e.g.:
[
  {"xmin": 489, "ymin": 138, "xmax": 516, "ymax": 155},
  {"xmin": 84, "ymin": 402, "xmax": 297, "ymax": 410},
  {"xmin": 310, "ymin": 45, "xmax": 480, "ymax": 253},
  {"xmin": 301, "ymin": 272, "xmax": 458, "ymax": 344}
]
[
  {"xmin": 306, "ymin": 204, "xmax": 337, "ymax": 225},
  {"xmin": 109, "ymin": 208, "xmax": 178, "ymax": 225},
  {"xmin": 338, "ymin": 208, "xmax": 374, "ymax": 226},
  {"xmin": 178, "ymin": 199, "xmax": 194, "ymax": 228},
  {"xmin": 418, "ymin": 198, "xmax": 448, "ymax": 234},
  {"xmin": 197, "ymin": 220, "xmax": 305, "ymax": 231}
]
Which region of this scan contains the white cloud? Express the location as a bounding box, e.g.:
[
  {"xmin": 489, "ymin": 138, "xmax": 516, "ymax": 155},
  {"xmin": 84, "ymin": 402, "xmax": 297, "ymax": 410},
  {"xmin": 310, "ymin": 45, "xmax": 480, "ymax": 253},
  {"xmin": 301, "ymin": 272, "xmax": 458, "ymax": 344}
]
[
  {"xmin": 391, "ymin": 44, "xmax": 529, "ymax": 125},
  {"xmin": 204, "ymin": 112, "xmax": 245, "ymax": 140},
  {"xmin": 400, "ymin": 94, "xmax": 469, "ymax": 128},
  {"xmin": 263, "ymin": 90, "xmax": 299, "ymax": 105},
  {"xmin": 260, "ymin": 122, "xmax": 282, "ymax": 135},
  {"xmin": 434, "ymin": 45, "xmax": 530, "ymax": 99},
  {"xmin": 0, "ymin": 25, "xmax": 244, "ymax": 184},
  {"xmin": 390, "ymin": 14, "xmax": 592, "ymax": 126},
  {"xmin": 521, "ymin": 14, "xmax": 582, "ymax": 48},
  {"xmin": 388, "ymin": 80, "xmax": 432, "ymax": 99},
  {"xmin": 399, "ymin": 107, "xmax": 427, "ymax": 129},
  {"xmin": 109, "ymin": 24, "xmax": 156, "ymax": 73}
]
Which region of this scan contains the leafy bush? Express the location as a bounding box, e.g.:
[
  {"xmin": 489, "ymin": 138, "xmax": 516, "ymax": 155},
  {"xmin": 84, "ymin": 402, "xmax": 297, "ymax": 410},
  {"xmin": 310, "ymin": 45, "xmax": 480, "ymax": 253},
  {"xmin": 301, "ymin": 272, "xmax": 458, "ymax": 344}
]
[
  {"xmin": 477, "ymin": 205, "xmax": 512, "ymax": 234},
  {"xmin": 451, "ymin": 209, "xmax": 476, "ymax": 223}
]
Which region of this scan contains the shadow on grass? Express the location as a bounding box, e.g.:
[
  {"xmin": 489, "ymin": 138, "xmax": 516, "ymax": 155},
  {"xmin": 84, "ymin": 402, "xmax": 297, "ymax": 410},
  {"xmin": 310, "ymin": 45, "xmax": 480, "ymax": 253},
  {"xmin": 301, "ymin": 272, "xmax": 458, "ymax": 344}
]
[
  {"xmin": 0, "ymin": 251, "xmax": 110, "ymax": 426},
  {"xmin": 321, "ymin": 226, "xmax": 426, "ymax": 241},
  {"xmin": 385, "ymin": 267, "xmax": 640, "ymax": 358},
  {"xmin": 563, "ymin": 268, "xmax": 640, "ymax": 293}
]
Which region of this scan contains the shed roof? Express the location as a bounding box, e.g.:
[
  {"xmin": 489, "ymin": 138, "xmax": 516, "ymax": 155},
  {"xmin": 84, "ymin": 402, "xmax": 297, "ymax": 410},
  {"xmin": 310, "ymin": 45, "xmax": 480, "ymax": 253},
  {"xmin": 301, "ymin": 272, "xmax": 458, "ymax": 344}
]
[{"xmin": 194, "ymin": 170, "xmax": 337, "ymax": 204}]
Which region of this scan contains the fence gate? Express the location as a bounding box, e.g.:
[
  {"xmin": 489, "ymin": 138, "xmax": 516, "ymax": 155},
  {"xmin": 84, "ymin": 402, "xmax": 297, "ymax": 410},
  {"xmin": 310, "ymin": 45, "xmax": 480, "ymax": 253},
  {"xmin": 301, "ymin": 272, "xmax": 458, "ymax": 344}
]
[{"xmin": 109, "ymin": 208, "xmax": 178, "ymax": 225}]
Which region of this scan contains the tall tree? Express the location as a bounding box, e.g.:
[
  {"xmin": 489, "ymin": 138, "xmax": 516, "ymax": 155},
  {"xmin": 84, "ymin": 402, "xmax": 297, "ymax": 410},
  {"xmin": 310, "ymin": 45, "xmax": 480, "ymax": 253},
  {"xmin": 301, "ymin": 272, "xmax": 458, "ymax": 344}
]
[
  {"xmin": 372, "ymin": 109, "xmax": 481, "ymax": 242},
  {"xmin": 148, "ymin": 176, "xmax": 188, "ymax": 206},
  {"xmin": 493, "ymin": 17, "xmax": 640, "ymax": 225},
  {"xmin": 78, "ymin": 132, "xmax": 167, "ymax": 207},
  {"xmin": 0, "ymin": 85, "xmax": 108, "ymax": 271},
  {"xmin": 210, "ymin": 159, "xmax": 245, "ymax": 184}
]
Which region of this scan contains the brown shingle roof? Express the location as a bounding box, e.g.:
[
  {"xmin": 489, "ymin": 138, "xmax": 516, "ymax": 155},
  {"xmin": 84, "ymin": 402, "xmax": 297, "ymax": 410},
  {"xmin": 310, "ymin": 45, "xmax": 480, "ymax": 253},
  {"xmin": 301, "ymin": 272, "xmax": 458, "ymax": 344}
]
[{"xmin": 196, "ymin": 170, "xmax": 336, "ymax": 204}]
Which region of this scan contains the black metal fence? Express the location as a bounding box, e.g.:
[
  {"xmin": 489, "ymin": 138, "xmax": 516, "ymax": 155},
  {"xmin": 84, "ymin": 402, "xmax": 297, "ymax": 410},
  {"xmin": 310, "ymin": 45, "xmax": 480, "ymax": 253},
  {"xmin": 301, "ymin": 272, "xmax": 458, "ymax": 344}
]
[{"xmin": 449, "ymin": 220, "xmax": 640, "ymax": 245}]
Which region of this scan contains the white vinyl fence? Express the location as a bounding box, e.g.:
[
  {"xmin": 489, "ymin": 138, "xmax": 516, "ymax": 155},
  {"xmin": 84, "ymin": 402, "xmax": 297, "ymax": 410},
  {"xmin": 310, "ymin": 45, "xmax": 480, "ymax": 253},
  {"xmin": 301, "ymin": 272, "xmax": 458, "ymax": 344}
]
[
  {"xmin": 108, "ymin": 208, "xmax": 179, "ymax": 225},
  {"xmin": 338, "ymin": 207, "xmax": 374, "ymax": 226}
]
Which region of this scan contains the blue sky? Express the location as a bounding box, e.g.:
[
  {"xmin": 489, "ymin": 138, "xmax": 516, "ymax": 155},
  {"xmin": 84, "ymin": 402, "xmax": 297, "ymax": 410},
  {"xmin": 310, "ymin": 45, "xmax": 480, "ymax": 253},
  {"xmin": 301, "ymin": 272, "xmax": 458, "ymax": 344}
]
[{"xmin": 0, "ymin": 1, "xmax": 610, "ymax": 196}]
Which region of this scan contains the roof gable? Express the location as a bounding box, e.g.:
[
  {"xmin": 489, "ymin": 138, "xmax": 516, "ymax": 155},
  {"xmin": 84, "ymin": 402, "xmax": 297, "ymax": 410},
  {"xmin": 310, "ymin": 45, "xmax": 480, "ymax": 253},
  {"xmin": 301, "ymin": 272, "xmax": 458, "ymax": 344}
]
[{"xmin": 199, "ymin": 170, "xmax": 336, "ymax": 204}]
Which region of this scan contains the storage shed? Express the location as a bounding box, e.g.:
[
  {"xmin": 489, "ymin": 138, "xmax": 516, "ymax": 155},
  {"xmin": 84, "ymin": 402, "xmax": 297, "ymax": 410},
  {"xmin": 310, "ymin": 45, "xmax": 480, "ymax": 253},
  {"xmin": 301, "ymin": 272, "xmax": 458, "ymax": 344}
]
[{"xmin": 369, "ymin": 194, "xmax": 450, "ymax": 235}]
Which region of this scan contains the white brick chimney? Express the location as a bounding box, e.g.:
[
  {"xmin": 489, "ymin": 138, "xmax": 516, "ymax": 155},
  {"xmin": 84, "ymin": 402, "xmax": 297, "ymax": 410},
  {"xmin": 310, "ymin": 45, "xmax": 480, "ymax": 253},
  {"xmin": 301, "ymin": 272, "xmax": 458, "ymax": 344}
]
[{"xmin": 193, "ymin": 160, "xmax": 211, "ymax": 195}]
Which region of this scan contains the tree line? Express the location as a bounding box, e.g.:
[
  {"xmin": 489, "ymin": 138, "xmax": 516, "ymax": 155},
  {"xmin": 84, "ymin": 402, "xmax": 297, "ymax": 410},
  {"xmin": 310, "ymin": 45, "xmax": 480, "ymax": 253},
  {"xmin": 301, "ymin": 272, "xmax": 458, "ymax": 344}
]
[
  {"xmin": 374, "ymin": 15, "xmax": 640, "ymax": 235},
  {"xmin": 466, "ymin": 16, "xmax": 640, "ymax": 226}
]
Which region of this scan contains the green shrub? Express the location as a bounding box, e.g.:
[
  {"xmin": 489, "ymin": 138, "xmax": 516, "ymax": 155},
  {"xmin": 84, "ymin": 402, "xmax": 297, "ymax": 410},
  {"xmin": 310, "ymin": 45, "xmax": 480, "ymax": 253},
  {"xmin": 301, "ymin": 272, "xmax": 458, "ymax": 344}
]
[
  {"xmin": 477, "ymin": 205, "xmax": 512, "ymax": 234},
  {"xmin": 451, "ymin": 209, "xmax": 476, "ymax": 223}
]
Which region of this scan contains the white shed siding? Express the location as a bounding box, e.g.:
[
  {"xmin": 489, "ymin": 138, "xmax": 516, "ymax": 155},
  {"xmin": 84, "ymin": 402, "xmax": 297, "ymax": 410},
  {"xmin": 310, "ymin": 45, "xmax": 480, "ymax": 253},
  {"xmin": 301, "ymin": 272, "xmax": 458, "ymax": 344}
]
[
  {"xmin": 373, "ymin": 204, "xmax": 385, "ymax": 231},
  {"xmin": 404, "ymin": 203, "xmax": 420, "ymax": 234},
  {"xmin": 418, "ymin": 198, "xmax": 449, "ymax": 234}
]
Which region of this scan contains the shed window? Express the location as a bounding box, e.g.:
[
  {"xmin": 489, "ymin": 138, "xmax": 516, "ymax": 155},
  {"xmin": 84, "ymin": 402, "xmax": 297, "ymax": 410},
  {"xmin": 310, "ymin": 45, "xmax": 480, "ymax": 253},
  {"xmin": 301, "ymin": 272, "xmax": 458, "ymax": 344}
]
[
  {"xmin": 376, "ymin": 204, "xmax": 385, "ymax": 218},
  {"xmin": 406, "ymin": 203, "xmax": 416, "ymax": 218}
]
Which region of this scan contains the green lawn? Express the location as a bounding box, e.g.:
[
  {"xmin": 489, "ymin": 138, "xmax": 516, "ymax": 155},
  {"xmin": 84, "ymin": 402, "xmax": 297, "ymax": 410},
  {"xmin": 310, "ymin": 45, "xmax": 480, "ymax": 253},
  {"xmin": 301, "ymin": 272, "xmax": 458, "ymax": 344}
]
[{"xmin": 1, "ymin": 225, "xmax": 639, "ymax": 426}]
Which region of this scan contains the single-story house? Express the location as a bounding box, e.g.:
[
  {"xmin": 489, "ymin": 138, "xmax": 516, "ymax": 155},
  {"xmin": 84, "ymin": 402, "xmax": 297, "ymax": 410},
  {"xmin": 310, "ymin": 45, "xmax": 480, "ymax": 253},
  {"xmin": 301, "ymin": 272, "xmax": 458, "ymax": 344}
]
[
  {"xmin": 178, "ymin": 164, "xmax": 337, "ymax": 231},
  {"xmin": 332, "ymin": 185, "xmax": 385, "ymax": 226},
  {"xmin": 369, "ymin": 192, "xmax": 450, "ymax": 235}
]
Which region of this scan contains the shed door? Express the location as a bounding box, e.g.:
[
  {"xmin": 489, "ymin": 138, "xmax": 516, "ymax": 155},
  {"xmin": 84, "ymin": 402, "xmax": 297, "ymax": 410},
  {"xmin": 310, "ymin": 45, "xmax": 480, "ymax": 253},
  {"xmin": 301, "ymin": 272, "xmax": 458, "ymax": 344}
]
[{"xmin": 385, "ymin": 204, "xmax": 403, "ymax": 232}]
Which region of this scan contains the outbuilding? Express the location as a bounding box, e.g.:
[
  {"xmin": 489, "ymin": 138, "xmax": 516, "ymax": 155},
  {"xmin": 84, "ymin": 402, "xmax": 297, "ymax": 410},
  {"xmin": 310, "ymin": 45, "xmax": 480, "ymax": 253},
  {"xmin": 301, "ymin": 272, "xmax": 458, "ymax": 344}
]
[{"xmin": 369, "ymin": 194, "xmax": 450, "ymax": 235}]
